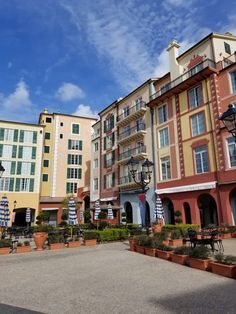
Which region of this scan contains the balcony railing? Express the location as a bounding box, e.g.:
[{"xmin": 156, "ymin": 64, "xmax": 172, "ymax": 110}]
[
  {"xmin": 92, "ymin": 132, "xmax": 100, "ymax": 140},
  {"xmin": 118, "ymin": 172, "xmax": 149, "ymax": 185},
  {"xmin": 150, "ymin": 59, "xmax": 216, "ymax": 101},
  {"xmin": 117, "ymin": 101, "xmax": 146, "ymax": 122},
  {"xmin": 221, "ymin": 52, "xmax": 236, "ymax": 69},
  {"xmin": 104, "ymin": 158, "xmax": 114, "ymax": 168},
  {"xmin": 118, "ymin": 145, "xmax": 146, "ymax": 161},
  {"xmin": 118, "ymin": 123, "xmax": 146, "ymax": 142}
]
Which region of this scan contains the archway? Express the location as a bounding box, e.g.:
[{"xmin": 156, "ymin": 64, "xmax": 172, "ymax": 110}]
[
  {"xmin": 84, "ymin": 196, "xmax": 90, "ymax": 210},
  {"xmin": 183, "ymin": 202, "xmax": 192, "ymax": 224},
  {"xmin": 230, "ymin": 188, "xmax": 236, "ymax": 225},
  {"xmin": 145, "ymin": 201, "xmax": 150, "ymax": 227},
  {"xmin": 125, "ymin": 202, "xmax": 133, "ymax": 224},
  {"xmin": 13, "ymin": 208, "xmax": 35, "ymax": 227},
  {"xmin": 197, "ymin": 194, "xmax": 218, "ymax": 227},
  {"xmin": 162, "ymin": 198, "xmax": 175, "ymax": 224}
]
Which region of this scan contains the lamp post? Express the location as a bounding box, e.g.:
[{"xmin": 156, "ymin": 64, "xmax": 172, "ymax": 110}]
[
  {"xmin": 219, "ymin": 104, "xmax": 236, "ymax": 140},
  {"xmin": 127, "ymin": 156, "xmax": 154, "ymax": 234},
  {"xmin": 0, "ymin": 162, "xmax": 5, "ymax": 178}
]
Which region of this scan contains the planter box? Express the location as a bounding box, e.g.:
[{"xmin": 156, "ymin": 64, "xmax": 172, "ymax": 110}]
[
  {"xmin": 210, "ymin": 262, "xmax": 236, "ymax": 279},
  {"xmin": 50, "ymin": 243, "xmax": 65, "ymax": 250},
  {"xmin": 221, "ymin": 233, "xmax": 231, "ymax": 239},
  {"xmin": 171, "ymin": 253, "xmax": 188, "ymax": 265},
  {"xmin": 162, "ymin": 240, "xmax": 169, "ymax": 246},
  {"xmin": 68, "ymin": 241, "xmax": 81, "ymax": 248},
  {"xmin": 136, "ymin": 245, "xmax": 145, "ymax": 254},
  {"xmin": 16, "ymin": 246, "xmax": 32, "ymax": 253},
  {"xmin": 231, "ymin": 233, "xmax": 236, "ymax": 238},
  {"xmin": 33, "ymin": 232, "xmax": 48, "ymax": 251},
  {"xmin": 84, "ymin": 239, "xmax": 97, "ymax": 246},
  {"xmin": 156, "ymin": 249, "xmax": 173, "ymax": 260},
  {"xmin": 168, "ymin": 239, "xmax": 183, "ymax": 247},
  {"xmin": 129, "ymin": 239, "xmax": 137, "ymax": 252},
  {"xmin": 152, "ymin": 225, "xmax": 162, "ymax": 234},
  {"xmin": 188, "ymin": 257, "xmax": 211, "ymax": 271},
  {"xmin": 0, "ymin": 247, "xmax": 10, "ymax": 255},
  {"xmin": 145, "ymin": 248, "xmax": 156, "ymax": 257}
]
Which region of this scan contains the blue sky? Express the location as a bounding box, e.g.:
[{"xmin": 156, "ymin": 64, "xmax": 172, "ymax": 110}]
[{"xmin": 0, "ymin": 0, "xmax": 236, "ymax": 123}]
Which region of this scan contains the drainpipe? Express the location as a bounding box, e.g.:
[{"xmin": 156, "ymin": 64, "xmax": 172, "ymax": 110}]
[{"xmin": 150, "ymin": 107, "xmax": 157, "ymax": 191}]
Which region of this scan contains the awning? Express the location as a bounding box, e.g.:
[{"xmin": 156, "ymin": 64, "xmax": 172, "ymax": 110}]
[
  {"xmin": 100, "ymin": 197, "xmax": 117, "ymax": 201},
  {"xmin": 42, "ymin": 208, "xmax": 59, "ymax": 211},
  {"xmin": 156, "ymin": 181, "xmax": 217, "ymax": 194}
]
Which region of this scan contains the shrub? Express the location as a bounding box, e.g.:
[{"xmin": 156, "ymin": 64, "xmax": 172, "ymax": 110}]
[
  {"xmin": 0, "ymin": 239, "xmax": 12, "ymax": 248},
  {"xmin": 17, "ymin": 242, "xmax": 22, "ymax": 247},
  {"xmin": 150, "ymin": 237, "xmax": 162, "ymax": 249},
  {"xmin": 170, "ymin": 229, "xmax": 182, "ymax": 240},
  {"xmin": 154, "ymin": 230, "xmax": 168, "ymax": 241},
  {"xmin": 162, "ymin": 224, "xmax": 200, "ymax": 238},
  {"xmin": 129, "ymin": 229, "xmax": 144, "ymax": 236},
  {"xmin": 174, "ymin": 210, "xmax": 182, "ymax": 217},
  {"xmin": 48, "ymin": 233, "xmax": 64, "ymax": 244},
  {"xmin": 214, "ymin": 254, "xmax": 236, "ymax": 265},
  {"xmin": 173, "ymin": 246, "xmax": 191, "ymax": 255},
  {"xmin": 228, "ymin": 226, "xmax": 236, "ymax": 233},
  {"xmin": 99, "ymin": 221, "xmax": 108, "ymax": 230},
  {"xmin": 84, "ymin": 230, "xmax": 98, "ymax": 240},
  {"xmin": 189, "ymin": 246, "xmax": 210, "ymax": 259},
  {"xmin": 98, "ymin": 211, "xmax": 107, "ymax": 220},
  {"xmin": 61, "ymin": 213, "xmax": 68, "ymax": 221},
  {"xmin": 121, "ymin": 212, "xmax": 127, "ymax": 217},
  {"xmin": 136, "ymin": 235, "xmax": 150, "ymax": 247},
  {"xmin": 34, "ymin": 224, "xmax": 53, "ymax": 233},
  {"xmin": 24, "ymin": 240, "xmax": 30, "ymax": 246},
  {"xmin": 175, "ymin": 217, "xmax": 183, "ymax": 224},
  {"xmin": 156, "ymin": 243, "xmax": 173, "ymax": 251},
  {"xmin": 126, "ymin": 224, "xmax": 140, "ymax": 230},
  {"xmin": 84, "ymin": 209, "xmax": 91, "ymax": 223}
]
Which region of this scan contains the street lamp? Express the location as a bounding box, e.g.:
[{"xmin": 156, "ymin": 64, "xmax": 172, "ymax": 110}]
[
  {"xmin": 0, "ymin": 162, "xmax": 5, "ymax": 178},
  {"xmin": 127, "ymin": 156, "xmax": 154, "ymax": 234},
  {"xmin": 219, "ymin": 104, "xmax": 236, "ymax": 140}
]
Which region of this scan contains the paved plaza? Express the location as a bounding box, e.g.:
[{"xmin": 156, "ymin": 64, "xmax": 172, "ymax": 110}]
[{"xmin": 0, "ymin": 241, "xmax": 236, "ymax": 314}]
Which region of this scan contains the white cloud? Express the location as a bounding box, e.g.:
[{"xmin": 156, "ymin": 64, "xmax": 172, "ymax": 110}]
[
  {"xmin": 55, "ymin": 82, "xmax": 85, "ymax": 102},
  {"xmin": 73, "ymin": 104, "xmax": 98, "ymax": 118}
]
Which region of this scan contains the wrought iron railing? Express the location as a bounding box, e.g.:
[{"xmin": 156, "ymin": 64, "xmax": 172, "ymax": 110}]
[
  {"xmin": 118, "ymin": 123, "xmax": 146, "ymax": 141},
  {"xmin": 118, "ymin": 145, "xmax": 146, "ymax": 161},
  {"xmin": 117, "ymin": 101, "xmax": 146, "ymax": 122}
]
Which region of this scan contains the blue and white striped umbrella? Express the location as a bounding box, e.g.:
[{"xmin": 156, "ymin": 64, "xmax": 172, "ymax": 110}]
[
  {"xmin": 0, "ymin": 195, "xmax": 10, "ymax": 227},
  {"xmin": 80, "ymin": 209, "xmax": 84, "ymax": 222},
  {"xmin": 68, "ymin": 198, "xmax": 78, "ymax": 225},
  {"xmin": 94, "ymin": 200, "xmax": 101, "ymax": 220},
  {"xmin": 154, "ymin": 194, "xmax": 165, "ymax": 222},
  {"xmin": 107, "ymin": 203, "xmax": 113, "ymax": 220},
  {"xmin": 26, "ymin": 208, "xmax": 31, "ymax": 223}
]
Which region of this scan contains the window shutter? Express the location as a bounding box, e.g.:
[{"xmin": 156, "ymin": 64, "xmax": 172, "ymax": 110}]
[
  {"xmin": 67, "ymin": 154, "xmax": 71, "ymax": 164},
  {"xmin": 33, "ymin": 131, "xmax": 37, "ymax": 143},
  {"xmin": 67, "ymin": 168, "xmax": 70, "ymax": 179},
  {"xmin": 112, "ymin": 150, "xmax": 115, "ymax": 164},
  {"xmin": 9, "ymin": 178, "xmax": 14, "ymax": 191},
  {"xmin": 31, "ymin": 162, "xmax": 35, "ymax": 175},
  {"xmin": 112, "ymin": 172, "xmax": 115, "ymax": 187},
  {"xmin": 111, "ymin": 115, "xmax": 114, "ymax": 128},
  {"xmin": 0, "ymin": 128, "xmax": 4, "ymax": 141},
  {"xmin": 19, "ymin": 130, "xmax": 24, "ymax": 142},
  {"xmin": 78, "ymin": 168, "xmax": 82, "ymax": 179},
  {"xmin": 10, "ymin": 161, "xmax": 16, "ymax": 174},
  {"xmin": 104, "ymin": 155, "xmax": 106, "ymax": 168},
  {"xmin": 103, "ymin": 121, "xmax": 106, "ymax": 133},
  {"xmin": 32, "ymin": 147, "xmax": 36, "ymax": 159},
  {"xmin": 66, "ymin": 182, "xmax": 70, "ymax": 193},
  {"xmin": 112, "ymin": 133, "xmax": 115, "ymax": 146},
  {"xmin": 29, "ymin": 179, "xmax": 34, "ymax": 192},
  {"xmin": 103, "ymin": 175, "xmax": 106, "ymax": 189},
  {"xmin": 18, "ymin": 146, "xmax": 23, "ymax": 158},
  {"xmin": 104, "ymin": 138, "xmax": 106, "ymax": 150},
  {"xmin": 68, "ymin": 140, "xmax": 71, "ymax": 149},
  {"xmin": 13, "ymin": 130, "xmax": 18, "ymax": 142},
  {"xmin": 15, "ymin": 178, "xmax": 20, "ymax": 192},
  {"xmin": 0, "ymin": 144, "xmax": 3, "ymax": 157},
  {"xmin": 12, "ymin": 145, "xmax": 17, "ymax": 158},
  {"xmin": 17, "ymin": 162, "xmax": 22, "ymax": 175},
  {"xmin": 79, "ymin": 140, "xmax": 83, "ymax": 150},
  {"xmin": 79, "ymin": 155, "xmax": 82, "ymax": 165}
]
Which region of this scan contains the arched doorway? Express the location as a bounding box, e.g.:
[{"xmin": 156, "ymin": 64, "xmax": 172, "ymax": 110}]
[
  {"xmin": 13, "ymin": 208, "xmax": 35, "ymax": 227},
  {"xmin": 145, "ymin": 201, "xmax": 150, "ymax": 227},
  {"xmin": 84, "ymin": 196, "xmax": 90, "ymax": 210},
  {"xmin": 183, "ymin": 202, "xmax": 192, "ymax": 224},
  {"xmin": 230, "ymin": 188, "xmax": 236, "ymax": 225},
  {"xmin": 125, "ymin": 202, "xmax": 133, "ymax": 224},
  {"xmin": 162, "ymin": 198, "xmax": 175, "ymax": 224},
  {"xmin": 198, "ymin": 194, "xmax": 218, "ymax": 227}
]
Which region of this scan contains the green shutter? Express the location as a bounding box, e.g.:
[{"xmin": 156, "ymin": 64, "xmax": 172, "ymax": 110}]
[
  {"xmin": 103, "ymin": 121, "xmax": 106, "ymax": 133},
  {"xmin": 103, "ymin": 175, "xmax": 106, "ymax": 189},
  {"xmin": 112, "ymin": 150, "xmax": 115, "ymax": 164},
  {"xmin": 15, "ymin": 178, "xmax": 20, "ymax": 192},
  {"xmin": 66, "ymin": 182, "xmax": 70, "ymax": 193},
  {"xmin": 79, "ymin": 140, "xmax": 83, "ymax": 150},
  {"xmin": 68, "ymin": 140, "xmax": 71, "ymax": 149},
  {"xmin": 33, "ymin": 131, "xmax": 37, "ymax": 143},
  {"xmin": 10, "ymin": 161, "xmax": 16, "ymax": 174},
  {"xmin": 13, "ymin": 130, "xmax": 18, "ymax": 142},
  {"xmin": 18, "ymin": 146, "xmax": 23, "ymax": 158},
  {"xmin": 104, "ymin": 138, "xmax": 106, "ymax": 150},
  {"xmin": 112, "ymin": 132, "xmax": 115, "ymax": 146},
  {"xmin": 78, "ymin": 168, "xmax": 82, "ymax": 179},
  {"xmin": 31, "ymin": 162, "xmax": 35, "ymax": 175},
  {"xmin": 17, "ymin": 162, "xmax": 22, "ymax": 175},
  {"xmin": 19, "ymin": 130, "xmax": 24, "ymax": 142},
  {"xmin": 0, "ymin": 128, "xmax": 4, "ymax": 141},
  {"xmin": 12, "ymin": 145, "xmax": 17, "ymax": 158},
  {"xmin": 67, "ymin": 154, "xmax": 71, "ymax": 164},
  {"xmin": 29, "ymin": 179, "xmax": 34, "ymax": 192},
  {"xmin": 32, "ymin": 147, "xmax": 36, "ymax": 159},
  {"xmin": 9, "ymin": 178, "xmax": 14, "ymax": 191},
  {"xmin": 111, "ymin": 115, "xmax": 114, "ymax": 129},
  {"xmin": 67, "ymin": 168, "xmax": 70, "ymax": 179},
  {"xmin": 0, "ymin": 144, "xmax": 3, "ymax": 157},
  {"xmin": 112, "ymin": 173, "xmax": 115, "ymax": 187},
  {"xmin": 104, "ymin": 155, "xmax": 106, "ymax": 168},
  {"xmin": 79, "ymin": 155, "xmax": 82, "ymax": 165}
]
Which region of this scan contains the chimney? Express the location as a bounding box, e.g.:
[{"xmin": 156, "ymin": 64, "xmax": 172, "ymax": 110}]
[{"xmin": 167, "ymin": 40, "xmax": 181, "ymax": 80}]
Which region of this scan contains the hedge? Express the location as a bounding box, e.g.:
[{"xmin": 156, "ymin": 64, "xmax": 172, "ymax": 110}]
[
  {"xmin": 83, "ymin": 229, "xmax": 129, "ymax": 242},
  {"xmin": 161, "ymin": 224, "xmax": 200, "ymax": 237}
]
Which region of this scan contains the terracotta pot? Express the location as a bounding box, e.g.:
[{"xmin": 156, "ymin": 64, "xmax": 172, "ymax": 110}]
[
  {"xmin": 171, "ymin": 253, "xmax": 188, "ymax": 265},
  {"xmin": 0, "ymin": 247, "xmax": 10, "ymax": 255},
  {"xmin": 16, "ymin": 246, "xmax": 32, "ymax": 253},
  {"xmin": 152, "ymin": 224, "xmax": 162, "ymax": 234},
  {"xmin": 50, "ymin": 243, "xmax": 65, "ymax": 250},
  {"xmin": 84, "ymin": 239, "xmax": 97, "ymax": 246},
  {"xmin": 156, "ymin": 249, "xmax": 173, "ymax": 260},
  {"xmin": 210, "ymin": 262, "xmax": 236, "ymax": 279},
  {"xmin": 162, "ymin": 240, "xmax": 169, "ymax": 246},
  {"xmin": 222, "ymin": 233, "xmax": 231, "ymax": 239},
  {"xmin": 68, "ymin": 241, "xmax": 81, "ymax": 248},
  {"xmin": 136, "ymin": 245, "xmax": 145, "ymax": 254},
  {"xmin": 33, "ymin": 232, "xmax": 48, "ymax": 251},
  {"xmin": 188, "ymin": 257, "xmax": 211, "ymax": 271},
  {"xmin": 129, "ymin": 239, "xmax": 137, "ymax": 252},
  {"xmin": 231, "ymin": 233, "xmax": 236, "ymax": 238},
  {"xmin": 168, "ymin": 239, "xmax": 183, "ymax": 247},
  {"xmin": 145, "ymin": 248, "xmax": 156, "ymax": 257}
]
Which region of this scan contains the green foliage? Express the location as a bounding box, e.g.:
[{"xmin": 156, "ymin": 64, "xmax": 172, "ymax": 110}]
[
  {"xmin": 214, "ymin": 254, "xmax": 236, "ymax": 265},
  {"xmin": 121, "ymin": 212, "xmax": 127, "ymax": 217},
  {"xmin": 59, "ymin": 221, "xmax": 67, "ymax": 227},
  {"xmin": 150, "ymin": 237, "xmax": 162, "ymax": 249},
  {"xmin": 207, "ymin": 224, "xmax": 217, "ymax": 230},
  {"xmin": 99, "ymin": 221, "xmax": 108, "ymax": 230},
  {"xmin": 162, "ymin": 224, "xmax": 200, "ymax": 237},
  {"xmin": 175, "ymin": 217, "xmax": 183, "ymax": 224},
  {"xmin": 129, "ymin": 228, "xmax": 144, "ymax": 236},
  {"xmin": 34, "ymin": 224, "xmax": 53, "ymax": 233},
  {"xmin": 154, "ymin": 230, "xmax": 168, "ymax": 241},
  {"xmin": 170, "ymin": 229, "xmax": 182, "ymax": 240},
  {"xmin": 156, "ymin": 243, "xmax": 173, "ymax": 251},
  {"xmin": 17, "ymin": 242, "xmax": 22, "ymax": 247},
  {"xmin": 173, "ymin": 246, "xmax": 191, "ymax": 255},
  {"xmin": 61, "ymin": 212, "xmax": 68, "ymax": 221},
  {"xmin": 84, "ymin": 209, "xmax": 91, "ymax": 223},
  {"xmin": 228, "ymin": 226, "xmax": 236, "ymax": 233},
  {"xmin": 48, "ymin": 233, "xmax": 64, "ymax": 244},
  {"xmin": 97, "ymin": 229, "xmax": 128, "ymax": 242},
  {"xmin": 36, "ymin": 211, "xmax": 50, "ymax": 222},
  {"xmin": 136, "ymin": 235, "xmax": 150, "ymax": 247},
  {"xmin": 98, "ymin": 211, "xmax": 107, "ymax": 220},
  {"xmin": 121, "ymin": 218, "xmax": 127, "ymax": 223},
  {"xmin": 0, "ymin": 239, "xmax": 12, "ymax": 248},
  {"xmin": 174, "ymin": 210, "xmax": 182, "ymax": 217},
  {"xmin": 24, "ymin": 240, "xmax": 30, "ymax": 246},
  {"xmin": 189, "ymin": 246, "xmax": 210, "ymax": 259},
  {"xmin": 126, "ymin": 224, "xmax": 140, "ymax": 230},
  {"xmin": 84, "ymin": 230, "xmax": 98, "ymax": 240}
]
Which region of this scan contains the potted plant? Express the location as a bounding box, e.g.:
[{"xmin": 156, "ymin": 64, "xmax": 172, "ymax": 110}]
[
  {"xmin": 48, "ymin": 233, "xmax": 65, "ymax": 250},
  {"xmin": 228, "ymin": 226, "xmax": 236, "ymax": 238},
  {"xmin": 168, "ymin": 229, "xmax": 183, "ymax": 246},
  {"xmin": 83, "ymin": 230, "xmax": 97, "ymax": 246},
  {"xmin": 0, "ymin": 239, "xmax": 11, "ymax": 255},
  {"xmin": 128, "ymin": 229, "xmax": 143, "ymax": 252},
  {"xmin": 174, "ymin": 210, "xmax": 183, "ymax": 224},
  {"xmin": 143, "ymin": 237, "xmax": 156, "ymax": 257},
  {"xmin": 188, "ymin": 246, "xmax": 211, "ymax": 270},
  {"xmin": 210, "ymin": 254, "xmax": 236, "ymax": 278},
  {"xmin": 68, "ymin": 236, "xmax": 81, "ymax": 248},
  {"xmin": 16, "ymin": 240, "xmax": 32, "ymax": 253},
  {"xmin": 219, "ymin": 223, "xmax": 231, "ymax": 239},
  {"xmin": 136, "ymin": 235, "xmax": 148, "ymax": 254},
  {"xmin": 156, "ymin": 243, "xmax": 173, "ymax": 260},
  {"xmin": 152, "ymin": 221, "xmax": 162, "ymax": 234},
  {"xmin": 153, "ymin": 230, "xmax": 169, "ymax": 246},
  {"xmin": 33, "ymin": 224, "xmax": 52, "ymax": 251},
  {"xmin": 171, "ymin": 246, "xmax": 191, "ymax": 265}
]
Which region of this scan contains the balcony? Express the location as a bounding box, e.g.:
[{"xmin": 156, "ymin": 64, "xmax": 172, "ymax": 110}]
[
  {"xmin": 149, "ymin": 59, "xmax": 217, "ymax": 104},
  {"xmin": 118, "ymin": 172, "xmax": 149, "ymax": 188},
  {"xmin": 117, "ymin": 101, "xmax": 147, "ymax": 127},
  {"xmin": 118, "ymin": 145, "xmax": 147, "ymax": 165},
  {"xmin": 104, "ymin": 158, "xmax": 114, "ymax": 168},
  {"xmin": 92, "ymin": 132, "xmax": 100, "ymax": 140},
  {"xmin": 221, "ymin": 52, "xmax": 236, "ymax": 70},
  {"xmin": 117, "ymin": 123, "xmax": 146, "ymax": 145}
]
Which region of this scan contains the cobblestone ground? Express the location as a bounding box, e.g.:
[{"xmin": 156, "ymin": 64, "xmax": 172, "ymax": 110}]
[{"xmin": 0, "ymin": 241, "xmax": 236, "ymax": 314}]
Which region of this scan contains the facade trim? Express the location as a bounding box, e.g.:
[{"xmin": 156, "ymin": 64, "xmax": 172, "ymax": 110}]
[{"xmin": 156, "ymin": 181, "xmax": 217, "ymax": 194}]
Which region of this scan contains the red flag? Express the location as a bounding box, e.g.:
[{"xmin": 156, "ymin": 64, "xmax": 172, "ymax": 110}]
[{"xmin": 138, "ymin": 193, "xmax": 145, "ymax": 203}]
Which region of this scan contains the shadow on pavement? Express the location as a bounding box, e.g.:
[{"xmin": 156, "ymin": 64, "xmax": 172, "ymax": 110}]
[{"xmin": 0, "ymin": 303, "xmax": 44, "ymax": 314}]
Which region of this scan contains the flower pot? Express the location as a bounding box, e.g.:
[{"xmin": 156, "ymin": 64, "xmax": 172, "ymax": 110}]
[
  {"xmin": 0, "ymin": 247, "xmax": 10, "ymax": 255},
  {"xmin": 168, "ymin": 239, "xmax": 183, "ymax": 247},
  {"xmin": 231, "ymin": 233, "xmax": 236, "ymax": 238},
  {"xmin": 129, "ymin": 239, "xmax": 137, "ymax": 252},
  {"xmin": 156, "ymin": 249, "xmax": 173, "ymax": 260},
  {"xmin": 33, "ymin": 232, "xmax": 48, "ymax": 251},
  {"xmin": 49, "ymin": 243, "xmax": 65, "ymax": 250},
  {"xmin": 222, "ymin": 233, "xmax": 231, "ymax": 239},
  {"xmin": 84, "ymin": 239, "xmax": 97, "ymax": 246},
  {"xmin": 16, "ymin": 246, "xmax": 32, "ymax": 253},
  {"xmin": 136, "ymin": 245, "xmax": 145, "ymax": 254},
  {"xmin": 162, "ymin": 240, "xmax": 169, "ymax": 246},
  {"xmin": 145, "ymin": 247, "xmax": 156, "ymax": 257},
  {"xmin": 152, "ymin": 224, "xmax": 162, "ymax": 234},
  {"xmin": 171, "ymin": 253, "xmax": 188, "ymax": 265},
  {"xmin": 210, "ymin": 262, "xmax": 236, "ymax": 279},
  {"xmin": 68, "ymin": 241, "xmax": 81, "ymax": 248},
  {"xmin": 188, "ymin": 257, "xmax": 211, "ymax": 271}
]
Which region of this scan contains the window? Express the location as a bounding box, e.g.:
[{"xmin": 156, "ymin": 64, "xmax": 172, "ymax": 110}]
[
  {"xmin": 136, "ymin": 118, "xmax": 143, "ymax": 131},
  {"xmin": 194, "ymin": 146, "xmax": 209, "ymax": 174},
  {"xmin": 16, "ymin": 178, "xmax": 33, "ymax": 192},
  {"xmin": 1, "ymin": 161, "xmax": 11, "ymax": 174},
  {"xmin": 227, "ymin": 137, "xmax": 236, "ymax": 167},
  {"xmin": 93, "ymin": 178, "xmax": 98, "ymax": 190},
  {"xmin": 20, "ymin": 162, "xmax": 32, "ymax": 175},
  {"xmin": 68, "ymin": 154, "xmax": 82, "ymax": 165},
  {"xmin": 224, "ymin": 42, "xmax": 231, "ymax": 54},
  {"xmin": 135, "ymin": 97, "xmax": 142, "ymax": 110},
  {"xmin": 103, "ymin": 115, "xmax": 115, "ymax": 132},
  {"xmin": 44, "ymin": 146, "xmax": 50, "ymax": 153},
  {"xmin": 160, "ymin": 156, "xmax": 171, "ymax": 180},
  {"xmin": 60, "ymin": 134, "xmax": 63, "ymax": 139},
  {"xmin": 230, "ymin": 71, "xmax": 236, "ymax": 93},
  {"xmin": 67, "ymin": 168, "xmax": 79, "ymax": 179},
  {"xmin": 159, "ymin": 128, "xmax": 169, "ymax": 148},
  {"xmin": 123, "ymin": 125, "xmax": 130, "ymax": 137},
  {"xmin": 189, "ymin": 63, "xmax": 203, "ymax": 77},
  {"xmin": 160, "ymin": 83, "xmax": 170, "ymax": 95},
  {"xmin": 0, "ymin": 177, "xmax": 14, "ymax": 191},
  {"xmin": 191, "ymin": 112, "xmax": 205, "ymax": 136},
  {"xmin": 104, "ymin": 133, "xmax": 115, "ymax": 150},
  {"xmin": 46, "ymin": 117, "xmax": 52, "ymax": 123},
  {"xmin": 104, "ymin": 151, "xmax": 115, "ymax": 167},
  {"xmin": 158, "ymin": 104, "xmax": 168, "ymax": 124},
  {"xmin": 68, "ymin": 140, "xmax": 82, "ymax": 150},
  {"xmin": 123, "ymin": 107, "xmax": 129, "ymax": 117},
  {"xmin": 104, "ymin": 173, "xmax": 115, "ymax": 189},
  {"xmin": 43, "ymin": 174, "xmax": 48, "ymax": 182},
  {"xmin": 2, "ymin": 145, "xmax": 13, "ymax": 158},
  {"xmin": 94, "ymin": 142, "xmax": 99, "ymax": 152},
  {"xmin": 72, "ymin": 123, "xmax": 80, "ymax": 134},
  {"xmin": 60, "ymin": 122, "xmax": 64, "ymax": 126},
  {"xmin": 66, "ymin": 182, "xmax": 77, "ymax": 194},
  {"xmin": 188, "ymin": 85, "xmax": 203, "ymax": 108},
  {"xmin": 19, "ymin": 146, "xmax": 34, "ymax": 160},
  {"xmin": 45, "ymin": 132, "xmax": 51, "ymax": 140},
  {"xmin": 43, "ymin": 160, "xmax": 49, "ymax": 167},
  {"xmin": 3, "ymin": 129, "xmax": 14, "ymax": 141},
  {"xmin": 94, "ymin": 159, "xmax": 98, "ymax": 168}
]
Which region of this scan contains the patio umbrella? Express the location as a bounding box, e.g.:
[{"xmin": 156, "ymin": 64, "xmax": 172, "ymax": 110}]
[
  {"xmin": 68, "ymin": 198, "xmax": 78, "ymax": 225},
  {"xmin": 94, "ymin": 200, "xmax": 101, "ymax": 220},
  {"xmin": 154, "ymin": 194, "xmax": 165, "ymax": 223},
  {"xmin": 0, "ymin": 195, "xmax": 10, "ymax": 227},
  {"xmin": 26, "ymin": 208, "xmax": 31, "ymax": 223},
  {"xmin": 107, "ymin": 203, "xmax": 114, "ymax": 220}
]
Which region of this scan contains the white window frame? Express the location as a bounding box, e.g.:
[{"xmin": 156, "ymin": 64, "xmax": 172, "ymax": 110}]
[
  {"xmin": 158, "ymin": 104, "xmax": 168, "ymax": 124},
  {"xmin": 0, "ymin": 177, "xmax": 11, "ymax": 191},
  {"xmin": 93, "ymin": 178, "xmax": 98, "ymax": 191},
  {"xmin": 159, "ymin": 127, "xmax": 169, "ymax": 148},
  {"xmin": 2, "ymin": 145, "xmax": 13, "ymax": 158},
  {"xmin": 160, "ymin": 156, "xmax": 171, "ymax": 180},
  {"xmin": 194, "ymin": 146, "xmax": 209, "ymax": 174},
  {"xmin": 230, "ymin": 71, "xmax": 236, "ymax": 93},
  {"xmin": 191, "ymin": 112, "xmax": 205, "ymax": 136},
  {"xmin": 227, "ymin": 137, "xmax": 236, "ymax": 168},
  {"xmin": 4, "ymin": 129, "xmax": 14, "ymax": 141},
  {"xmin": 71, "ymin": 123, "xmax": 80, "ymax": 135},
  {"xmin": 24, "ymin": 131, "xmax": 33, "ymax": 143},
  {"xmin": 188, "ymin": 85, "xmax": 203, "ymax": 108}
]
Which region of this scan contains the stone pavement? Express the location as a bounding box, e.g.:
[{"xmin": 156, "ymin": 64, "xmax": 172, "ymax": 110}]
[{"xmin": 0, "ymin": 241, "xmax": 236, "ymax": 314}]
